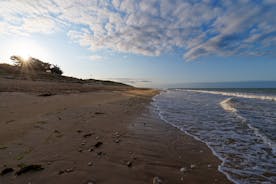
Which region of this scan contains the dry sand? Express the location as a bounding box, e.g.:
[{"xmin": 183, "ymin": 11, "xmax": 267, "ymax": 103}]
[{"xmin": 0, "ymin": 79, "xmax": 232, "ymax": 184}]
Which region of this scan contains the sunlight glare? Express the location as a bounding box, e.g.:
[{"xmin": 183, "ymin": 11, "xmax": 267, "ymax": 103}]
[
  {"xmin": 14, "ymin": 41, "xmax": 42, "ymax": 59},
  {"xmin": 5, "ymin": 39, "xmax": 49, "ymax": 64}
]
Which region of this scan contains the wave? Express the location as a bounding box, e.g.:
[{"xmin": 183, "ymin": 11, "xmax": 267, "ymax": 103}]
[
  {"xmin": 247, "ymin": 121, "xmax": 276, "ymax": 154},
  {"xmin": 184, "ymin": 89, "xmax": 276, "ymax": 101},
  {"xmin": 153, "ymin": 90, "xmax": 276, "ymax": 184},
  {"xmin": 151, "ymin": 95, "xmax": 239, "ymax": 184},
  {"xmin": 219, "ymin": 98, "xmax": 237, "ymax": 113},
  {"xmin": 218, "ymin": 97, "xmax": 276, "ymax": 154}
]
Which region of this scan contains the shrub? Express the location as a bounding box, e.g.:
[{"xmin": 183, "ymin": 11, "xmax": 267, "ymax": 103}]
[{"xmin": 10, "ymin": 55, "xmax": 63, "ymax": 75}]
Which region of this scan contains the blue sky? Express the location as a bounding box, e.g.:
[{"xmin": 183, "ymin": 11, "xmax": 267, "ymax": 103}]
[{"xmin": 0, "ymin": 0, "xmax": 276, "ymax": 87}]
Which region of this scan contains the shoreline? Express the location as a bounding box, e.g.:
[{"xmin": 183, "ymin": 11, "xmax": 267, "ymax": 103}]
[
  {"xmin": 0, "ymin": 80, "xmax": 232, "ymax": 183},
  {"xmin": 132, "ymin": 101, "xmax": 233, "ymax": 184},
  {"xmin": 152, "ymin": 92, "xmax": 236, "ymax": 184},
  {"xmin": 154, "ymin": 108, "xmax": 236, "ymax": 184}
]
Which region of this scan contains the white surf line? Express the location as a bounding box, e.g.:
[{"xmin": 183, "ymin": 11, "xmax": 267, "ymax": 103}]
[
  {"xmin": 218, "ymin": 97, "xmax": 276, "ymax": 154},
  {"xmin": 185, "ymin": 89, "xmax": 276, "ymax": 101},
  {"xmin": 151, "ymin": 93, "xmax": 240, "ymax": 184},
  {"xmin": 220, "ymin": 98, "xmax": 237, "ymax": 113}
]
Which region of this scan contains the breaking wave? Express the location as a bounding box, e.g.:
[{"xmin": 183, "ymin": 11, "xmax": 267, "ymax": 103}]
[
  {"xmin": 219, "ymin": 97, "xmax": 276, "ymax": 154},
  {"xmin": 219, "ymin": 98, "xmax": 237, "ymax": 113},
  {"xmin": 186, "ymin": 89, "xmax": 276, "ymax": 101},
  {"xmin": 153, "ymin": 89, "xmax": 276, "ymax": 184}
]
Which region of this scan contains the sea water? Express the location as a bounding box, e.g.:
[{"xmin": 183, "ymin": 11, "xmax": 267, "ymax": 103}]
[{"xmin": 152, "ymin": 89, "xmax": 276, "ymax": 184}]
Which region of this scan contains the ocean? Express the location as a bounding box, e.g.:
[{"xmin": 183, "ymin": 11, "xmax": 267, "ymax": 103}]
[{"xmin": 152, "ymin": 88, "xmax": 276, "ymax": 184}]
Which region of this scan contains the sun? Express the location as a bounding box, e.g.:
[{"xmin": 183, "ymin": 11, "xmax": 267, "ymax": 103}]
[
  {"xmin": 13, "ymin": 41, "xmax": 41, "ymax": 60},
  {"xmin": 5, "ymin": 38, "xmax": 48, "ymax": 64}
]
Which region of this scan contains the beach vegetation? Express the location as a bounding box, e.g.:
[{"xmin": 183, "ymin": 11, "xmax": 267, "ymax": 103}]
[{"xmin": 10, "ymin": 55, "xmax": 63, "ymax": 75}]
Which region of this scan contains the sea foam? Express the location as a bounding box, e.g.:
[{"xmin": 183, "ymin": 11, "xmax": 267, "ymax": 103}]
[
  {"xmin": 153, "ymin": 89, "xmax": 276, "ymax": 184},
  {"xmin": 186, "ymin": 89, "xmax": 276, "ymax": 101},
  {"xmin": 219, "ymin": 98, "xmax": 237, "ymax": 113}
]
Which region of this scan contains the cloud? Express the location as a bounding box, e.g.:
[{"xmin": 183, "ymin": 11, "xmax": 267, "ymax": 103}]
[
  {"xmin": 0, "ymin": 0, "xmax": 275, "ymax": 60},
  {"xmin": 0, "ymin": 0, "xmax": 61, "ymax": 35},
  {"xmin": 89, "ymin": 55, "xmax": 103, "ymax": 61},
  {"xmin": 106, "ymin": 78, "xmax": 152, "ymax": 86}
]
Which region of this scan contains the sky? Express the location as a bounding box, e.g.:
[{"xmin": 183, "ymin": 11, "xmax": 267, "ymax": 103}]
[{"xmin": 0, "ymin": 0, "xmax": 276, "ymax": 87}]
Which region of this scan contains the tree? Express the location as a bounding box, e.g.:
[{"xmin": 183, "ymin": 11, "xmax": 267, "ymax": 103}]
[
  {"xmin": 50, "ymin": 65, "xmax": 63, "ymax": 75},
  {"xmin": 10, "ymin": 55, "xmax": 63, "ymax": 75},
  {"xmin": 10, "ymin": 55, "xmax": 25, "ymax": 67},
  {"xmin": 30, "ymin": 58, "xmax": 51, "ymax": 72}
]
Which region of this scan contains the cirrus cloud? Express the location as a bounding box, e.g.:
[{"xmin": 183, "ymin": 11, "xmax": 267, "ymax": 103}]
[{"xmin": 0, "ymin": 0, "xmax": 275, "ymax": 61}]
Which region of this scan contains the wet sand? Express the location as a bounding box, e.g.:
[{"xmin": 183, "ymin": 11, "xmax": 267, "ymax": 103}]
[{"xmin": 0, "ymin": 81, "xmax": 232, "ymax": 184}]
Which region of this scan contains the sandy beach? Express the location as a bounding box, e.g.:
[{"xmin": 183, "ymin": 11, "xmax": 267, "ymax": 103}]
[
  {"xmin": 0, "ymin": 0, "xmax": 275, "ymax": 183},
  {"xmin": 0, "ymin": 79, "xmax": 232, "ymax": 184}
]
